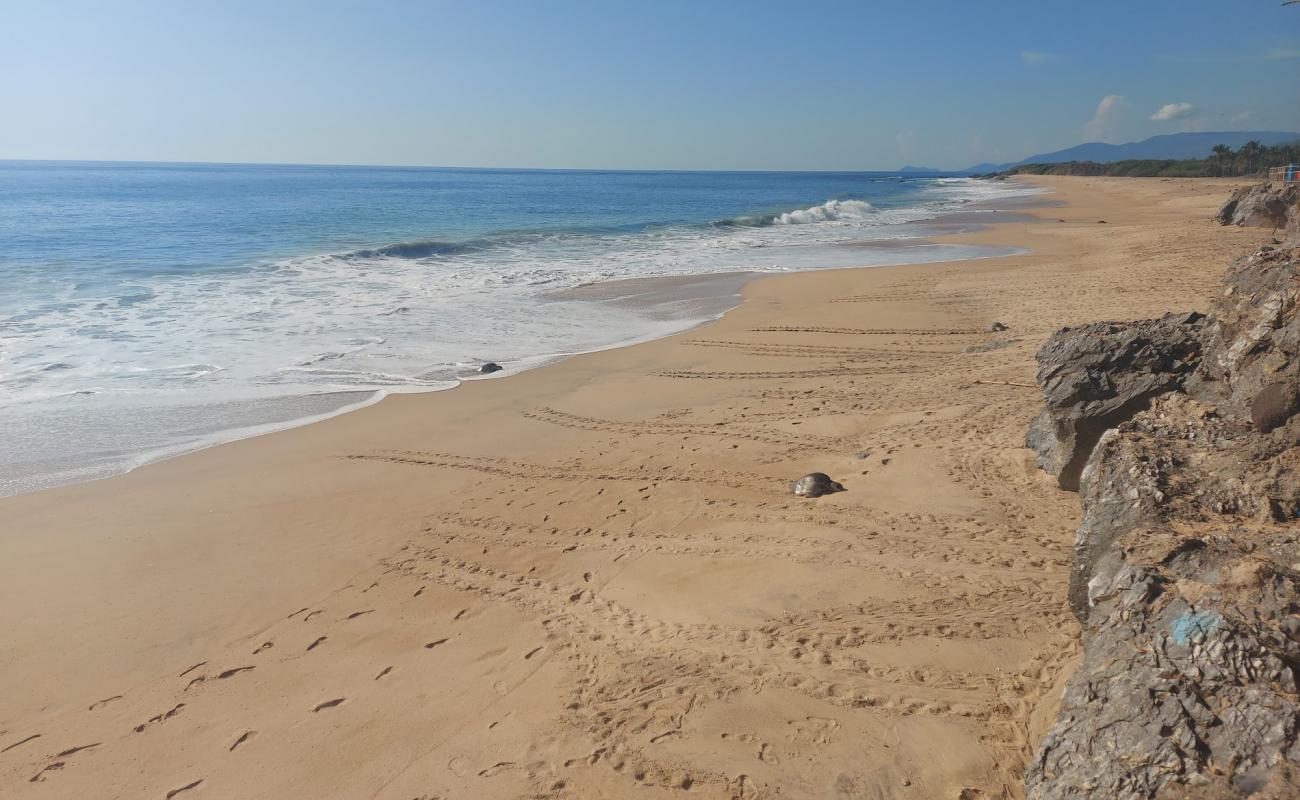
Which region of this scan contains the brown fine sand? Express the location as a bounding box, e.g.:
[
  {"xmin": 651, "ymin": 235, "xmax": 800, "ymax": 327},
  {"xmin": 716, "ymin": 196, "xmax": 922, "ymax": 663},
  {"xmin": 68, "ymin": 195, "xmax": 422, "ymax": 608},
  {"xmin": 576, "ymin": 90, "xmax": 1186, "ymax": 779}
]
[{"xmin": 0, "ymin": 177, "xmax": 1270, "ymax": 799}]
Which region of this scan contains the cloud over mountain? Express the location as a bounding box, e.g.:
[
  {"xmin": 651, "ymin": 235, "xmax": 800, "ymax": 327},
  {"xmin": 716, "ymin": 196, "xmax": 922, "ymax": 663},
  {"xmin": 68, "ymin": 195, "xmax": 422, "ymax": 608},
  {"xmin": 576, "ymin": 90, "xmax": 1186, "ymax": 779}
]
[{"xmin": 1151, "ymin": 102, "xmax": 1195, "ymax": 121}]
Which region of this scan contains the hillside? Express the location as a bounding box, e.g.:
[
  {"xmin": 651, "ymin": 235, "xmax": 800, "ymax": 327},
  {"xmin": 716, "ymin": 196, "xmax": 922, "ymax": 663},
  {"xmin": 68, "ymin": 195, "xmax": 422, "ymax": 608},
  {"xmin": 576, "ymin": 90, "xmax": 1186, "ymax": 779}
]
[
  {"xmin": 996, "ymin": 139, "xmax": 1300, "ymax": 179},
  {"xmin": 967, "ymin": 131, "xmax": 1300, "ymax": 173}
]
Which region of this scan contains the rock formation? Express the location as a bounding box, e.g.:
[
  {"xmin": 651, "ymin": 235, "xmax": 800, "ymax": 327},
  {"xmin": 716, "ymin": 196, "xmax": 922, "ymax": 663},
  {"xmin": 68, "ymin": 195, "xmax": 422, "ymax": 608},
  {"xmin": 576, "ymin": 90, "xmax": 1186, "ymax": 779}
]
[
  {"xmin": 1025, "ymin": 313, "xmax": 1206, "ymax": 491},
  {"xmin": 1216, "ymin": 183, "xmax": 1299, "ymax": 230},
  {"xmin": 789, "ymin": 472, "xmax": 844, "ymax": 498},
  {"xmin": 1026, "ymin": 209, "xmax": 1300, "ymax": 798}
]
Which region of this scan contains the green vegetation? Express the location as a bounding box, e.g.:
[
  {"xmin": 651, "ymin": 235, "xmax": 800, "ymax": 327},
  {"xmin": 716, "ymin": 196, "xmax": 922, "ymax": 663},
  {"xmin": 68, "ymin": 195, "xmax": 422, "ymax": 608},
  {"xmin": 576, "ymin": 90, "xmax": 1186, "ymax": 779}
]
[{"xmin": 1001, "ymin": 140, "xmax": 1300, "ymax": 178}]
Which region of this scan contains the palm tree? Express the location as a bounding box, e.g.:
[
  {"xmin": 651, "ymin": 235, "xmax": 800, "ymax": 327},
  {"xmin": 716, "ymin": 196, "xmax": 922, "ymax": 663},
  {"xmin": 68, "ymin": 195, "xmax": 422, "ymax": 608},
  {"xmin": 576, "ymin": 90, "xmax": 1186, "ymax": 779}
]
[
  {"xmin": 1240, "ymin": 140, "xmax": 1265, "ymax": 174},
  {"xmin": 1209, "ymin": 144, "xmax": 1233, "ymax": 176}
]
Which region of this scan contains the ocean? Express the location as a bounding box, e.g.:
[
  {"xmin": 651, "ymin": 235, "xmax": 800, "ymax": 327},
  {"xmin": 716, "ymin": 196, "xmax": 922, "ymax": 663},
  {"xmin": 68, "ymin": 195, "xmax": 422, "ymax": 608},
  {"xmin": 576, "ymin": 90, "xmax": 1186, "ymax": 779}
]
[{"xmin": 0, "ymin": 161, "xmax": 1037, "ymax": 496}]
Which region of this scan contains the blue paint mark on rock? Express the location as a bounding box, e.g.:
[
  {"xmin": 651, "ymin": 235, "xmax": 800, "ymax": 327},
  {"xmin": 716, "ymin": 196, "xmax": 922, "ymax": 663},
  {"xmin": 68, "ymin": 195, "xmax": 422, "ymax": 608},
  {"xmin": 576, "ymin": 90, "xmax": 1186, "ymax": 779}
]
[{"xmin": 1170, "ymin": 611, "xmax": 1221, "ymax": 645}]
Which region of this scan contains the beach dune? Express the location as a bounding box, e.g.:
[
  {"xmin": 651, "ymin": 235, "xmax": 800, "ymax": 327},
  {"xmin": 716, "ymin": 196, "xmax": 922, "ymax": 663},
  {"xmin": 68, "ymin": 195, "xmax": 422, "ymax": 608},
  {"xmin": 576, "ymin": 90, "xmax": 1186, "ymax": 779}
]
[{"xmin": 0, "ymin": 177, "xmax": 1266, "ymax": 799}]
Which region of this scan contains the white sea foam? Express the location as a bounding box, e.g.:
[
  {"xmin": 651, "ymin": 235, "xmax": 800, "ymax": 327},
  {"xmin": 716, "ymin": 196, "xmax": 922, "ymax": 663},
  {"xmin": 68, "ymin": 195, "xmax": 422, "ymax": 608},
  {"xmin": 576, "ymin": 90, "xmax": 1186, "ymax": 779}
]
[
  {"xmin": 771, "ymin": 199, "xmax": 876, "ymax": 225},
  {"xmin": 0, "ymin": 177, "xmax": 1043, "ymax": 496}
]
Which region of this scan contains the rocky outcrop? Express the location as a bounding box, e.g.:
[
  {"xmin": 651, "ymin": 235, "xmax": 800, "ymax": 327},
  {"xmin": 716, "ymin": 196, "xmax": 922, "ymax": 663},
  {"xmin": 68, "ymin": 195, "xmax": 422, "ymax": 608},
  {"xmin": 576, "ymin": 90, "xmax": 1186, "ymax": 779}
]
[
  {"xmin": 789, "ymin": 472, "xmax": 845, "ymax": 498},
  {"xmin": 1216, "ymin": 183, "xmax": 1300, "ymax": 230},
  {"xmin": 1192, "ymin": 245, "xmax": 1300, "ymax": 424},
  {"xmin": 1025, "ymin": 313, "xmax": 1206, "ymax": 491},
  {"xmin": 1029, "ymin": 393, "xmax": 1300, "ymax": 799},
  {"xmin": 1026, "ymin": 212, "xmax": 1300, "ymax": 798}
]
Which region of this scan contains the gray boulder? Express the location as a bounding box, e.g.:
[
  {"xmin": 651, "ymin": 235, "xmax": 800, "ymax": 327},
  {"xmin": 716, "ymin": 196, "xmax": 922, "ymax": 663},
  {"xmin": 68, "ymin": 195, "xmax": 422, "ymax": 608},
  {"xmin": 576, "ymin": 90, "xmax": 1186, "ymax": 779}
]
[
  {"xmin": 1216, "ymin": 183, "xmax": 1300, "ymax": 230},
  {"xmin": 789, "ymin": 472, "xmax": 844, "ymax": 498},
  {"xmin": 1028, "ymin": 394, "xmax": 1300, "ymax": 799},
  {"xmin": 1027, "ymin": 239, "xmax": 1300, "ymax": 799},
  {"xmin": 1192, "ymin": 245, "xmax": 1300, "ymax": 426},
  {"xmin": 1026, "ymin": 313, "xmax": 1206, "ymax": 491}
]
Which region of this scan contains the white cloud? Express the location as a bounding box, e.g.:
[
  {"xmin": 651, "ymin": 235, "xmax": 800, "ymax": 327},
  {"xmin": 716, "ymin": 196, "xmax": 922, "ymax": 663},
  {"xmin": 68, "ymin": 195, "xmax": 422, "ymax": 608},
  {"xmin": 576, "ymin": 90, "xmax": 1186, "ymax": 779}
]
[
  {"xmin": 1231, "ymin": 110, "xmax": 1254, "ymax": 124},
  {"xmin": 1084, "ymin": 95, "xmax": 1125, "ymax": 141},
  {"xmin": 1020, "ymin": 50, "xmax": 1053, "ymax": 64},
  {"xmin": 1150, "ymin": 102, "xmax": 1195, "ymax": 121}
]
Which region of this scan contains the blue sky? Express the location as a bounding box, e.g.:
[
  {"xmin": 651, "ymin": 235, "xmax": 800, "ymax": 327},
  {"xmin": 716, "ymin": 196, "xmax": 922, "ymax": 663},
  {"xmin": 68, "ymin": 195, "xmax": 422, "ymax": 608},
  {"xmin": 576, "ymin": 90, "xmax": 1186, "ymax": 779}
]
[{"xmin": 2, "ymin": 0, "xmax": 1298, "ymax": 170}]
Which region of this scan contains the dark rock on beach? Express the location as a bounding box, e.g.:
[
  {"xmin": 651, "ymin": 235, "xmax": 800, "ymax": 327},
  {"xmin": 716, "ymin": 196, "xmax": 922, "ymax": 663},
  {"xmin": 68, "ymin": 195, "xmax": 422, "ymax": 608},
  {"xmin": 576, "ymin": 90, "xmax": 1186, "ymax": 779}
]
[
  {"xmin": 479, "ymin": 362, "xmax": 503, "ymax": 374},
  {"xmin": 1216, "ymin": 183, "xmax": 1300, "ymax": 229},
  {"xmin": 1026, "ymin": 206, "xmax": 1300, "ymax": 798},
  {"xmin": 1191, "ymin": 244, "xmax": 1300, "ymax": 423},
  {"xmin": 789, "ymin": 473, "xmax": 844, "ymax": 498},
  {"xmin": 1024, "ymin": 312, "xmax": 1206, "ymax": 491},
  {"xmin": 1029, "ymin": 392, "xmax": 1300, "ymax": 799},
  {"xmin": 1250, "ymin": 381, "xmax": 1300, "ymax": 433}
]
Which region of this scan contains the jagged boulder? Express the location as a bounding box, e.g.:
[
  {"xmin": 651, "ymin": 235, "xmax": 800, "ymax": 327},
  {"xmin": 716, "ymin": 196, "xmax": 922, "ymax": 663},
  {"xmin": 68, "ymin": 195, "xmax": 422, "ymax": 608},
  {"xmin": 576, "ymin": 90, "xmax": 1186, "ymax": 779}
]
[
  {"xmin": 1216, "ymin": 183, "xmax": 1300, "ymax": 229},
  {"xmin": 1027, "ymin": 241, "xmax": 1300, "ymax": 799},
  {"xmin": 1192, "ymin": 246, "xmax": 1300, "ymax": 426},
  {"xmin": 1027, "ymin": 394, "xmax": 1300, "ymax": 799},
  {"xmin": 1064, "ymin": 394, "xmax": 1271, "ymax": 622},
  {"xmin": 1026, "ymin": 313, "xmax": 1207, "ymax": 491}
]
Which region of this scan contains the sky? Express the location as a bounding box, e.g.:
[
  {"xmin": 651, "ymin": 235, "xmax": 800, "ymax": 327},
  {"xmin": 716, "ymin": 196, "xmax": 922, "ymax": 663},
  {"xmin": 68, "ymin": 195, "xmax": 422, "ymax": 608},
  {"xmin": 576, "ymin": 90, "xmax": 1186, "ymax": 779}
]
[{"xmin": 1, "ymin": 0, "xmax": 1298, "ymax": 171}]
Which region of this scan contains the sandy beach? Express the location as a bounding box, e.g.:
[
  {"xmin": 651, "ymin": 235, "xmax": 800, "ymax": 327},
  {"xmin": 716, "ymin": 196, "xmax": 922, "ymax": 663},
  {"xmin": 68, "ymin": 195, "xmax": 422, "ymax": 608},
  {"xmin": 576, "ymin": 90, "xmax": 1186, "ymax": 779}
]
[{"xmin": 0, "ymin": 176, "xmax": 1269, "ymax": 799}]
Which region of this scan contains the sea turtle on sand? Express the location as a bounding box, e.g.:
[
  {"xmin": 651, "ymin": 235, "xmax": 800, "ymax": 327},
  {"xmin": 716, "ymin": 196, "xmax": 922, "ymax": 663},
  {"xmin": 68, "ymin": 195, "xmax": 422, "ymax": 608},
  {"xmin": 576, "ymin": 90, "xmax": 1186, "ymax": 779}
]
[{"xmin": 789, "ymin": 473, "xmax": 845, "ymax": 498}]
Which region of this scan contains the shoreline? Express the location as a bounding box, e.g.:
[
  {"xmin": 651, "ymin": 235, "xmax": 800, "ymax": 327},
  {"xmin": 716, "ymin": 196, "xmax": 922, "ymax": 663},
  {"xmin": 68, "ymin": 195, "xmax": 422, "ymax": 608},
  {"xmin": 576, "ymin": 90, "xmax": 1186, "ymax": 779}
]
[
  {"xmin": 1, "ymin": 184, "xmax": 1039, "ymax": 500},
  {"xmin": 0, "ymin": 176, "xmax": 1266, "ymax": 799}
]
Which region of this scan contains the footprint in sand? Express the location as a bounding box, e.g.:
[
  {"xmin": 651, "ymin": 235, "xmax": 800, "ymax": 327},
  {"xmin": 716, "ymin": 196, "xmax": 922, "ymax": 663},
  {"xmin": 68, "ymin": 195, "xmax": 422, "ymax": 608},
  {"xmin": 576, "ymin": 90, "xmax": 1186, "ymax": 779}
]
[
  {"xmin": 229, "ymin": 730, "xmax": 255, "ymax": 752},
  {"xmin": 216, "ymin": 666, "xmax": 255, "ymax": 680},
  {"xmin": 1, "ymin": 733, "xmax": 40, "ymax": 754},
  {"xmin": 178, "ymin": 662, "xmax": 206, "ymax": 678},
  {"xmin": 312, "ymin": 698, "xmax": 346, "ymax": 712},
  {"xmin": 89, "ymin": 695, "xmax": 123, "ymax": 711},
  {"xmin": 29, "ymin": 743, "xmax": 100, "ymax": 783},
  {"xmin": 29, "ymin": 762, "xmax": 64, "ymax": 783},
  {"xmin": 135, "ymin": 704, "xmax": 184, "ymax": 733},
  {"xmin": 165, "ymin": 778, "xmax": 203, "ymax": 798},
  {"xmin": 306, "ymin": 636, "xmax": 327, "ymax": 652}
]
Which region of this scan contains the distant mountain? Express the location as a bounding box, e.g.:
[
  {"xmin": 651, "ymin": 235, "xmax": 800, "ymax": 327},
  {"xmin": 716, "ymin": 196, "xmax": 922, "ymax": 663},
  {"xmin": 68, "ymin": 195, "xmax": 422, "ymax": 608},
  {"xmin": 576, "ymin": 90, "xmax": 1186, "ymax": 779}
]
[
  {"xmin": 897, "ymin": 165, "xmax": 943, "ymax": 173},
  {"xmin": 965, "ymin": 131, "xmax": 1300, "ymax": 173}
]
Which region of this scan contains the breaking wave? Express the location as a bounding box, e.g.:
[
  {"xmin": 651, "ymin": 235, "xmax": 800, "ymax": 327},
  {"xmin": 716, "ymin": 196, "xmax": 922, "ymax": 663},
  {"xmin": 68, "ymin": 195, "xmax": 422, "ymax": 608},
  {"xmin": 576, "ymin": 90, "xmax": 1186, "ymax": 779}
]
[
  {"xmin": 771, "ymin": 199, "xmax": 877, "ymax": 225},
  {"xmin": 717, "ymin": 198, "xmax": 878, "ymax": 228},
  {"xmin": 344, "ymin": 239, "xmax": 481, "ymax": 260},
  {"xmin": 1, "ymin": 169, "xmax": 1046, "ymax": 497}
]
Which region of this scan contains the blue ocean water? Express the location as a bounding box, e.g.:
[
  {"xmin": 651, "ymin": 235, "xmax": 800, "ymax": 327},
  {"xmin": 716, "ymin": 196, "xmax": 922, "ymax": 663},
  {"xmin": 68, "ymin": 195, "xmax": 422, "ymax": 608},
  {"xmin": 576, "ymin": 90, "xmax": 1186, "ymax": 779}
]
[{"xmin": 0, "ymin": 161, "xmax": 1036, "ymax": 495}]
